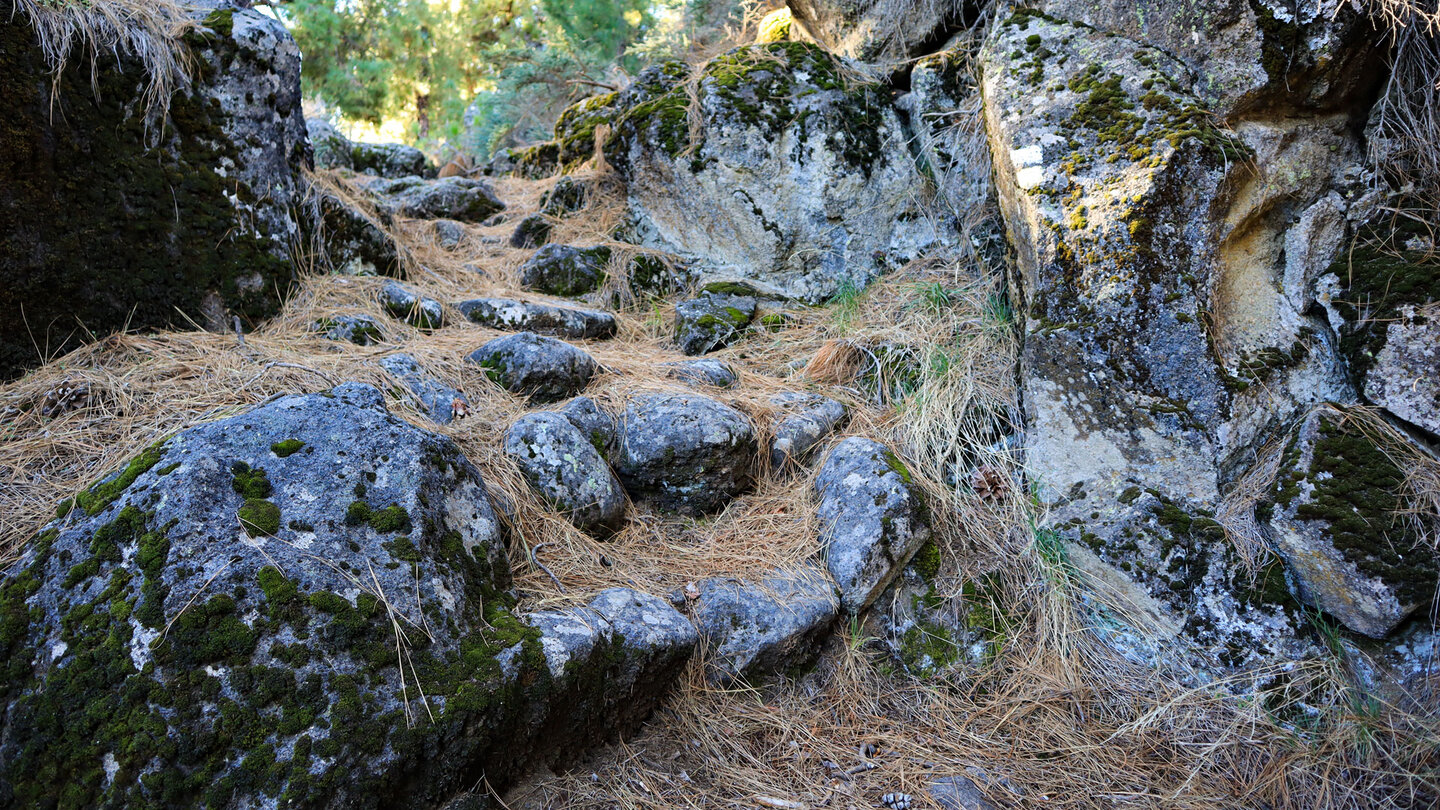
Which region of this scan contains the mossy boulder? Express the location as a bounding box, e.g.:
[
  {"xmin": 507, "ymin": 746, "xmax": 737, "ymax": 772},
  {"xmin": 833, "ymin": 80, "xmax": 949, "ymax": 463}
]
[
  {"xmin": 313, "ymin": 314, "xmax": 384, "ymax": 345},
  {"xmin": 379, "ymin": 281, "xmax": 445, "ymax": 330},
  {"xmin": 0, "ymin": 383, "xmax": 696, "ymax": 807},
  {"xmin": 553, "ymin": 93, "xmax": 622, "ymax": 171},
  {"xmin": 509, "ymin": 213, "xmax": 554, "ymax": 248},
  {"xmin": 1264, "ymin": 406, "xmax": 1438, "ymax": 638},
  {"xmin": 308, "ymin": 185, "xmax": 406, "ymax": 276},
  {"xmin": 673, "ymin": 292, "xmax": 757, "ymax": 355},
  {"xmin": 602, "ymin": 42, "xmax": 946, "ymax": 302},
  {"xmin": 0, "ymin": 4, "xmax": 308, "ymax": 378},
  {"xmin": 519, "ymin": 244, "xmax": 613, "ymax": 297},
  {"xmin": 815, "ymin": 438, "xmax": 932, "ymax": 615},
  {"xmin": 614, "ymin": 393, "xmax": 758, "ymax": 516},
  {"xmin": 309, "ymin": 116, "xmax": 435, "ymax": 178},
  {"xmin": 503, "ymin": 412, "xmax": 626, "ymax": 535},
  {"xmin": 467, "ymin": 332, "xmax": 599, "ymax": 403}
]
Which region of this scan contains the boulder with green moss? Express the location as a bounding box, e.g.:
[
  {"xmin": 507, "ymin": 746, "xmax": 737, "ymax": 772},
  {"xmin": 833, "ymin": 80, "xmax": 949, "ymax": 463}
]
[
  {"xmin": 0, "ymin": 3, "xmax": 309, "ymax": 378},
  {"xmin": 313, "ymin": 314, "xmax": 384, "ymax": 345},
  {"xmin": 1263, "ymin": 406, "xmax": 1438, "ymax": 638},
  {"xmin": 519, "ymin": 244, "xmax": 614, "ymax": 297},
  {"xmin": 603, "ymin": 42, "xmax": 946, "ymax": 302},
  {"xmin": 0, "ymin": 383, "xmax": 695, "ymax": 806},
  {"xmin": 673, "ymin": 292, "xmax": 758, "ymax": 355},
  {"xmin": 815, "ymin": 438, "xmax": 932, "ymax": 614},
  {"xmin": 467, "ymin": 332, "xmax": 599, "ymax": 403},
  {"xmin": 379, "ymin": 281, "xmax": 445, "ymax": 330}
]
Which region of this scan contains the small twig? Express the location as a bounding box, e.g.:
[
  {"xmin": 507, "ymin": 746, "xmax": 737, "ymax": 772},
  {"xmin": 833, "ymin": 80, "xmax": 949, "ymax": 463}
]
[
  {"xmin": 753, "ymin": 797, "xmax": 808, "ymax": 810},
  {"xmin": 845, "ymin": 762, "xmax": 876, "ymax": 776},
  {"xmin": 531, "ymin": 542, "xmax": 566, "ymax": 593}
]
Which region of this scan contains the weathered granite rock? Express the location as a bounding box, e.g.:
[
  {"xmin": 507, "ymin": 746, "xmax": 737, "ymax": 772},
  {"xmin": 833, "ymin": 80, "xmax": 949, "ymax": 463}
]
[
  {"xmin": 1263, "ymin": 407, "xmax": 1437, "ymax": 638},
  {"xmin": 769, "ymin": 392, "xmax": 847, "ymax": 471},
  {"xmin": 540, "ymin": 175, "xmax": 590, "ymax": 216},
  {"xmin": 1365, "ymin": 310, "xmax": 1440, "ymax": 436},
  {"xmin": 615, "ymin": 393, "xmax": 758, "ymax": 515},
  {"xmin": 558, "ymin": 396, "xmax": 620, "ymax": 459},
  {"xmin": 380, "ymin": 353, "xmax": 468, "ymax": 425},
  {"xmin": 604, "ymin": 44, "xmax": 946, "ymax": 302},
  {"xmin": 685, "ymin": 566, "xmax": 839, "ymax": 684},
  {"xmin": 0, "ymin": 2, "xmax": 308, "ymax": 377},
  {"xmin": 311, "ymin": 186, "xmax": 406, "ymax": 276},
  {"xmin": 371, "ymin": 176, "xmax": 505, "ymax": 222},
  {"xmin": 674, "ymin": 293, "xmax": 757, "ymax": 355},
  {"xmin": 903, "ymin": 39, "xmax": 991, "ymax": 218},
  {"xmin": 815, "ymin": 438, "xmax": 932, "ymax": 614},
  {"xmin": 509, "ymin": 213, "xmax": 553, "ymax": 248},
  {"xmin": 314, "ymin": 313, "xmax": 384, "ymax": 345},
  {"xmin": 665, "ymin": 359, "xmax": 741, "ymax": 388},
  {"xmin": 519, "ymin": 244, "xmax": 613, "ymax": 297},
  {"xmin": 434, "ymin": 219, "xmax": 468, "ymax": 250},
  {"xmin": 517, "ymin": 588, "xmax": 697, "ymax": 742},
  {"xmin": 457, "ymin": 297, "xmax": 617, "ymax": 340},
  {"xmin": 468, "ymin": 332, "xmax": 599, "ymax": 403},
  {"xmin": 379, "ymin": 281, "xmax": 445, "ymax": 329},
  {"xmin": 308, "ymin": 118, "xmax": 435, "ymax": 178},
  {"xmin": 504, "ymin": 412, "xmax": 627, "ymax": 534},
  {"xmin": 786, "ymin": 0, "xmax": 968, "ymax": 62},
  {"xmin": 982, "ymin": 11, "xmax": 1363, "ymax": 670}
]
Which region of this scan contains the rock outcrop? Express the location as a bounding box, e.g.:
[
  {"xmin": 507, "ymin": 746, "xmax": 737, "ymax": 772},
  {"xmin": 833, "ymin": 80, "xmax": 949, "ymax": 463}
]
[
  {"xmin": 370, "ymin": 176, "xmax": 505, "ymax": 223},
  {"xmin": 602, "ymin": 43, "xmax": 947, "ymax": 302},
  {"xmin": 0, "ymin": 384, "xmax": 695, "ymax": 807},
  {"xmin": 308, "ymin": 118, "xmax": 436, "ymax": 178},
  {"xmin": 0, "ymin": 2, "xmax": 307, "ymax": 378}
]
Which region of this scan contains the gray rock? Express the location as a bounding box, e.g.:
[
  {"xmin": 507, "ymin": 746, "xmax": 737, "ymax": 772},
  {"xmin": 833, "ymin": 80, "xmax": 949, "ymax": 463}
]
[
  {"xmin": 379, "ymin": 281, "xmax": 445, "ymax": 329},
  {"xmin": 519, "ymin": 244, "xmax": 613, "ymax": 297},
  {"xmin": 929, "ymin": 772, "xmax": 1002, "ymax": 810},
  {"xmin": 380, "ymin": 353, "xmax": 468, "ymax": 425},
  {"xmin": 786, "ymin": 0, "xmax": 965, "ymax": 62},
  {"xmin": 1263, "ymin": 406, "xmax": 1437, "ymax": 638},
  {"xmin": 1365, "ymin": 309, "xmax": 1440, "ymax": 436},
  {"xmin": 434, "ymin": 219, "xmax": 468, "ymax": 249},
  {"xmin": 468, "ymin": 332, "xmax": 599, "ymax": 403},
  {"xmin": 371, "ymin": 175, "xmax": 505, "ymax": 222},
  {"xmin": 905, "ymin": 41, "xmax": 990, "ymax": 218},
  {"xmin": 770, "ymin": 392, "xmax": 847, "ymax": 471},
  {"xmin": 615, "ymin": 393, "xmax": 758, "ymax": 515},
  {"xmin": 1, "ymin": 4, "xmax": 307, "ymax": 378},
  {"xmin": 686, "ymin": 566, "xmax": 839, "ymax": 684},
  {"xmin": 665, "ymin": 359, "xmax": 740, "ymax": 388},
  {"xmin": 308, "ymin": 117, "xmax": 355, "ymax": 170},
  {"xmin": 559, "ymin": 396, "xmax": 619, "ymax": 458},
  {"xmin": 509, "ymin": 213, "xmax": 554, "ymax": 248},
  {"xmin": 309, "ymin": 184, "xmax": 406, "ymax": 276},
  {"xmin": 314, "ymin": 313, "xmax": 384, "ymax": 345},
  {"xmin": 605, "ymin": 45, "xmax": 945, "ymax": 302},
  {"xmin": 815, "ymin": 438, "xmax": 932, "ymax": 614},
  {"xmin": 504, "ymin": 412, "xmax": 626, "ymax": 534},
  {"xmin": 457, "ymin": 297, "xmax": 617, "ymax": 339},
  {"xmin": 674, "ymin": 293, "xmax": 757, "ymax": 355},
  {"xmin": 0, "ymin": 383, "xmax": 530, "ymax": 807},
  {"xmin": 539, "ymin": 175, "xmax": 589, "ymax": 216},
  {"xmin": 352, "ymin": 140, "xmax": 435, "ymax": 179}
]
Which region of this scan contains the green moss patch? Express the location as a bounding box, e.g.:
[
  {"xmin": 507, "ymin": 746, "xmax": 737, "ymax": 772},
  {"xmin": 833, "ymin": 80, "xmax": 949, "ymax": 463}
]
[
  {"xmin": 270, "ymin": 438, "xmax": 305, "ymax": 458},
  {"xmin": 239, "ymin": 499, "xmax": 281, "ymax": 537},
  {"xmin": 73, "ymin": 441, "xmax": 166, "ymax": 516}
]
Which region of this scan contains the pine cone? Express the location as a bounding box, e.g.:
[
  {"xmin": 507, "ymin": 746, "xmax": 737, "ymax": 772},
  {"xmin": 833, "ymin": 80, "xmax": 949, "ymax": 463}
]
[{"xmin": 970, "ymin": 465, "xmax": 1010, "ymax": 502}]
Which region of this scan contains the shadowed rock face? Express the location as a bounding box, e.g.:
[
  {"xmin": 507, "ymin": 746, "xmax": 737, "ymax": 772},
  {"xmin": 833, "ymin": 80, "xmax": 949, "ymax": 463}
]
[
  {"xmin": 0, "ymin": 383, "xmax": 696, "ymax": 808},
  {"xmin": 0, "ymin": 3, "xmax": 308, "ymax": 379}
]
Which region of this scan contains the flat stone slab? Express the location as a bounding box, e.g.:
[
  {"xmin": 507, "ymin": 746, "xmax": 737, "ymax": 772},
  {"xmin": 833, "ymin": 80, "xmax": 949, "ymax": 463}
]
[{"xmin": 456, "ymin": 297, "xmax": 616, "ymax": 339}]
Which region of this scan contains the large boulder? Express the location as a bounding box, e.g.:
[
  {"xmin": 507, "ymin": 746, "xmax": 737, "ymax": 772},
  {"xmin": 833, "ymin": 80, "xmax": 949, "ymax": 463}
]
[
  {"xmin": 815, "ymin": 438, "xmax": 932, "ymax": 614},
  {"xmin": 0, "ymin": 384, "xmax": 693, "ymax": 807},
  {"xmin": 786, "ymin": 0, "xmax": 969, "ymax": 63},
  {"xmin": 982, "ymin": 10, "xmax": 1372, "ymax": 670},
  {"xmin": 468, "ymin": 332, "xmax": 599, "ymax": 403},
  {"xmin": 504, "ymin": 412, "xmax": 627, "ymax": 535},
  {"xmin": 370, "ymin": 176, "xmax": 505, "ymax": 222},
  {"xmin": 0, "ymin": 2, "xmax": 308, "ymax": 378},
  {"xmin": 603, "ymin": 43, "xmax": 946, "ymax": 302},
  {"xmin": 614, "ymin": 393, "xmax": 758, "ymax": 515},
  {"xmin": 1263, "ymin": 407, "xmax": 1437, "ymax": 638}
]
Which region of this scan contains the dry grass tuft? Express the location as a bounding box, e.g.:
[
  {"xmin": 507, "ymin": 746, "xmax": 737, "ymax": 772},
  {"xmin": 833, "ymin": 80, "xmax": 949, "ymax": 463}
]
[{"xmin": 12, "ymin": 0, "xmax": 199, "ymax": 125}]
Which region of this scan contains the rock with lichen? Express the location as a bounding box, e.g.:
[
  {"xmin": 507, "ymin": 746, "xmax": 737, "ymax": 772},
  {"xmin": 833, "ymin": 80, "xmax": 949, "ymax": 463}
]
[
  {"xmin": 307, "ymin": 118, "xmax": 435, "ymax": 178},
  {"xmin": 519, "ymin": 244, "xmax": 613, "ymax": 297},
  {"xmin": 1263, "ymin": 406, "xmax": 1438, "ymax": 639},
  {"xmin": 369, "ymin": 175, "xmax": 505, "ymax": 222},
  {"xmin": 0, "ymin": 3, "xmax": 308, "ymax": 378},
  {"xmin": 379, "ymin": 281, "xmax": 445, "ymax": 330},
  {"xmin": 379, "ymin": 353, "xmax": 467, "ymax": 425},
  {"xmin": 504, "ymin": 411, "xmax": 627, "ymax": 535},
  {"xmin": 614, "ymin": 393, "xmax": 758, "ymax": 515},
  {"xmin": 468, "ymin": 332, "xmax": 599, "ymax": 403},
  {"xmin": 815, "ymin": 437, "xmax": 932, "ymax": 614},
  {"xmin": 313, "ymin": 313, "xmax": 384, "ymax": 345},
  {"xmin": 456, "ymin": 297, "xmax": 617, "ymax": 340},
  {"xmin": 665, "ymin": 358, "xmax": 740, "ymax": 389},
  {"xmin": 682, "ymin": 566, "xmax": 839, "ymax": 685},
  {"xmin": 603, "ymin": 42, "xmax": 946, "ymax": 302},
  {"xmin": 769, "ymin": 392, "xmax": 846, "ymax": 472},
  {"xmin": 673, "ymin": 292, "xmax": 757, "ymax": 355},
  {"xmin": 558, "ymin": 396, "xmax": 620, "ymax": 459}
]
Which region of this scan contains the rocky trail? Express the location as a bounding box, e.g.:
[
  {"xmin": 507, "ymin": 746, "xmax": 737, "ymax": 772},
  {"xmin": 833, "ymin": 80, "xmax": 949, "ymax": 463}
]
[{"xmin": 2, "ymin": 1, "xmax": 1439, "ymax": 808}]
